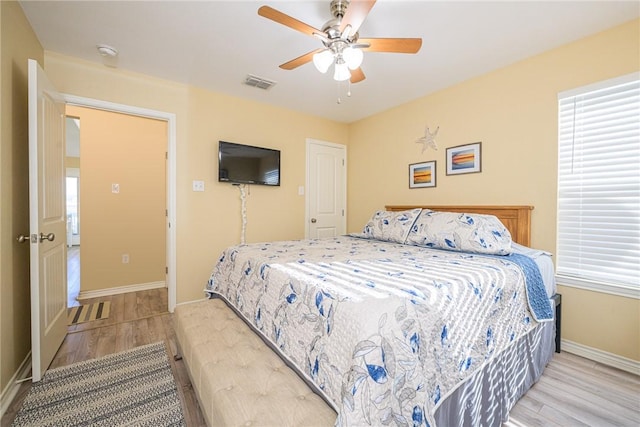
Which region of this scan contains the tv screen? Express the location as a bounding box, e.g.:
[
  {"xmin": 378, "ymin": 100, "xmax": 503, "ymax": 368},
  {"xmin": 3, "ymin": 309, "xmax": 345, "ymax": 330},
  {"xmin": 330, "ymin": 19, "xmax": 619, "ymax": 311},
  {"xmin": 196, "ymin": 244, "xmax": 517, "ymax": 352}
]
[{"xmin": 218, "ymin": 141, "xmax": 280, "ymax": 186}]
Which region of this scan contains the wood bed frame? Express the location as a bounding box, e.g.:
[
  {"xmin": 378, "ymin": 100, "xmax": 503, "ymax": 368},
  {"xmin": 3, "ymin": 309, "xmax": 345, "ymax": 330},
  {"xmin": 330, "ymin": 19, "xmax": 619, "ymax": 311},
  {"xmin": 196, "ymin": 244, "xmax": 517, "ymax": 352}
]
[{"xmin": 386, "ymin": 205, "xmax": 534, "ymax": 247}]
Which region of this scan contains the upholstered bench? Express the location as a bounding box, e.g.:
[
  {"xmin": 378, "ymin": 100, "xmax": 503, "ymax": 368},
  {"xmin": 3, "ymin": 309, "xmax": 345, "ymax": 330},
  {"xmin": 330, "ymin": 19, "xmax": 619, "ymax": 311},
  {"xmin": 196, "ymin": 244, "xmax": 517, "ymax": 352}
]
[{"xmin": 174, "ymin": 299, "xmax": 337, "ymax": 426}]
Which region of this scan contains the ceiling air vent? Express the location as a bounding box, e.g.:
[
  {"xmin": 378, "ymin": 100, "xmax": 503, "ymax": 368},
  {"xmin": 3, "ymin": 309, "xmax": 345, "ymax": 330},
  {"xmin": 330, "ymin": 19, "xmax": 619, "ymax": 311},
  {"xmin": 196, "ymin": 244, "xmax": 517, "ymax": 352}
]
[{"xmin": 244, "ymin": 74, "xmax": 276, "ymax": 90}]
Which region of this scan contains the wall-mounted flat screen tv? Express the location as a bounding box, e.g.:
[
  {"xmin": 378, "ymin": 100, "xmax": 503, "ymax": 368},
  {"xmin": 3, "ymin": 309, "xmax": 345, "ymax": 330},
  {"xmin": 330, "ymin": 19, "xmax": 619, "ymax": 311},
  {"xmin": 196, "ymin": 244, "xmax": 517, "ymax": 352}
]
[{"xmin": 218, "ymin": 141, "xmax": 280, "ymax": 186}]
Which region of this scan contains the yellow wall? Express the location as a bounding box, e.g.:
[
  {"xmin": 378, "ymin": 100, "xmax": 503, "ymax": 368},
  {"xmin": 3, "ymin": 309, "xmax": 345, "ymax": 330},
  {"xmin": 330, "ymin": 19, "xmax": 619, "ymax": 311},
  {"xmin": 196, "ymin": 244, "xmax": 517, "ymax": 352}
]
[
  {"xmin": 180, "ymin": 85, "xmax": 349, "ymax": 302},
  {"xmin": 0, "ymin": 0, "xmax": 43, "ymax": 400},
  {"xmin": 65, "ymin": 106, "xmax": 166, "ymax": 292},
  {"xmin": 348, "ymin": 19, "xmax": 640, "ymax": 361},
  {"xmin": 560, "ymin": 287, "xmax": 640, "ymax": 359},
  {"xmin": 44, "ymin": 53, "xmax": 350, "ymax": 303}
]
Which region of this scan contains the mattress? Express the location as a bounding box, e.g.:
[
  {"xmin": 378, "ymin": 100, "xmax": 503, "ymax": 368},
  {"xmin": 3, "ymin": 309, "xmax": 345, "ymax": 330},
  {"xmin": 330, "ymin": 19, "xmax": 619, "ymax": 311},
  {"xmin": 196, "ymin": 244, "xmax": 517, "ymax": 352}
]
[
  {"xmin": 206, "ymin": 236, "xmax": 554, "ymax": 426},
  {"xmin": 511, "ymin": 242, "xmax": 556, "ymax": 297}
]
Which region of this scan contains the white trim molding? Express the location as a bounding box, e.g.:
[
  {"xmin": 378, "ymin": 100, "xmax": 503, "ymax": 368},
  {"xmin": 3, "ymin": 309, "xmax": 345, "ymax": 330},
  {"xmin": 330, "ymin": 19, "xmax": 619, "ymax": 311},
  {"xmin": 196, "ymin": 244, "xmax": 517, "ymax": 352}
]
[
  {"xmin": 556, "ymin": 275, "xmax": 640, "ymax": 299},
  {"xmin": 61, "ymin": 94, "xmax": 178, "ymax": 312},
  {"xmin": 78, "ymin": 281, "xmax": 166, "ymax": 300},
  {"xmin": 562, "ymin": 339, "xmax": 640, "ymax": 376},
  {"xmin": 0, "ymin": 353, "xmax": 31, "ymax": 419},
  {"xmin": 176, "ymin": 297, "xmax": 210, "ymax": 307}
]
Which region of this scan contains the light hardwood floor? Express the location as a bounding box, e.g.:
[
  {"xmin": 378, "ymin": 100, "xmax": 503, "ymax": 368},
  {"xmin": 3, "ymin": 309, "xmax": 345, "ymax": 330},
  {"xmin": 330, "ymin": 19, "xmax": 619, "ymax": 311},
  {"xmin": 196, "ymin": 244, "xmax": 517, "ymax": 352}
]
[
  {"xmin": 506, "ymin": 352, "xmax": 639, "ymax": 426},
  {"xmin": 1, "ymin": 288, "xmax": 207, "ymax": 427},
  {"xmin": 2, "ymin": 289, "xmax": 638, "ymax": 426}
]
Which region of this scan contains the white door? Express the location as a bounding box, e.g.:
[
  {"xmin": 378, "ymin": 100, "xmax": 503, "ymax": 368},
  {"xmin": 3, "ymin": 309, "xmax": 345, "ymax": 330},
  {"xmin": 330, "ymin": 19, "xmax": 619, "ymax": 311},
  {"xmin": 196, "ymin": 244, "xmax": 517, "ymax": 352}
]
[
  {"xmin": 28, "ymin": 59, "xmax": 68, "ymax": 382},
  {"xmin": 306, "ymin": 139, "xmax": 346, "ymax": 238}
]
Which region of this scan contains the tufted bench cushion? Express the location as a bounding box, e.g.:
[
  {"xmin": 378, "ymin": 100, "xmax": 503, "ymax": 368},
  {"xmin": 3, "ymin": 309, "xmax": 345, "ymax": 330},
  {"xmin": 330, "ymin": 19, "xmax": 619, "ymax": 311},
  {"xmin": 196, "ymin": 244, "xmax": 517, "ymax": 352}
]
[{"xmin": 174, "ymin": 299, "xmax": 337, "ymax": 427}]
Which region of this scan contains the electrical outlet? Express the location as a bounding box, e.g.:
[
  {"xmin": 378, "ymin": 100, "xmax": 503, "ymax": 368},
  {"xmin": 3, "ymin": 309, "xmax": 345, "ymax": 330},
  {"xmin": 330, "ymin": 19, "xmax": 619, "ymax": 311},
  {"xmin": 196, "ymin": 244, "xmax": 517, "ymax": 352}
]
[
  {"xmin": 112, "ymin": 183, "xmax": 120, "ymax": 194},
  {"xmin": 122, "ymin": 254, "xmax": 129, "ymax": 264},
  {"xmin": 192, "ymin": 180, "xmax": 205, "ymax": 192}
]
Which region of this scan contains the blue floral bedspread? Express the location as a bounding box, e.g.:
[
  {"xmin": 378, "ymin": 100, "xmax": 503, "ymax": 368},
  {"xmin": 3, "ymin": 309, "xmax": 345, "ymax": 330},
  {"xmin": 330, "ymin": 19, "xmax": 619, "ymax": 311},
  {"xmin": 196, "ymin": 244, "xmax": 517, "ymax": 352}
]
[{"xmin": 207, "ymin": 237, "xmax": 547, "ymax": 427}]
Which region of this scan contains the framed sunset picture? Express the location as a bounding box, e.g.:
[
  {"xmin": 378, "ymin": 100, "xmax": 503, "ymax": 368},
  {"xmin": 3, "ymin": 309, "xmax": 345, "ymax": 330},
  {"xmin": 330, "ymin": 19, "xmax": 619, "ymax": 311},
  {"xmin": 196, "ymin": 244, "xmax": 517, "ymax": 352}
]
[
  {"xmin": 446, "ymin": 142, "xmax": 482, "ymax": 175},
  {"xmin": 409, "ymin": 161, "xmax": 436, "ymax": 188}
]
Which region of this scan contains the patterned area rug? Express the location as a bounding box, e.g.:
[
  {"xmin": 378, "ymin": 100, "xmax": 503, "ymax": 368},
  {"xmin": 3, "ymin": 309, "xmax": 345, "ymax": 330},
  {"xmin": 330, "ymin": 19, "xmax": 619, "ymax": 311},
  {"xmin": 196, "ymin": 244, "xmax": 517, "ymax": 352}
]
[
  {"xmin": 12, "ymin": 342, "xmax": 185, "ymax": 426},
  {"xmin": 67, "ymin": 301, "xmax": 111, "ymax": 325}
]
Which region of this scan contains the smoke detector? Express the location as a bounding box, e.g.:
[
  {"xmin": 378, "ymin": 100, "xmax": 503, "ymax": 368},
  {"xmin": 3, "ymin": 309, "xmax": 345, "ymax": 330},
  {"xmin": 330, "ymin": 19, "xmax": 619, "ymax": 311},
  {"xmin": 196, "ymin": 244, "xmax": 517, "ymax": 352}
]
[{"xmin": 96, "ymin": 44, "xmax": 118, "ymax": 57}]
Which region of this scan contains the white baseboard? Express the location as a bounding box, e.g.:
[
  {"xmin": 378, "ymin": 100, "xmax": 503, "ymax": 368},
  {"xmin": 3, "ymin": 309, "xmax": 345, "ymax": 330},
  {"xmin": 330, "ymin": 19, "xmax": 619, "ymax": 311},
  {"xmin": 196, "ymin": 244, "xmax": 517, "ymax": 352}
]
[
  {"xmin": 562, "ymin": 339, "xmax": 640, "ymax": 376},
  {"xmin": 78, "ymin": 281, "xmax": 166, "ymax": 300},
  {"xmin": 176, "ymin": 297, "xmax": 209, "ymax": 307},
  {"xmin": 0, "ymin": 352, "xmax": 31, "ymax": 419}
]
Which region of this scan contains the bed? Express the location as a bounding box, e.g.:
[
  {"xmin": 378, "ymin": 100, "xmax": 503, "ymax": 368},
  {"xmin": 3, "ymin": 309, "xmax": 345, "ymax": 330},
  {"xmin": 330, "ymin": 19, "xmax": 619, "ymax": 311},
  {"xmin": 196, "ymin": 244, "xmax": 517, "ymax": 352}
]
[{"xmin": 184, "ymin": 205, "xmax": 558, "ymax": 426}]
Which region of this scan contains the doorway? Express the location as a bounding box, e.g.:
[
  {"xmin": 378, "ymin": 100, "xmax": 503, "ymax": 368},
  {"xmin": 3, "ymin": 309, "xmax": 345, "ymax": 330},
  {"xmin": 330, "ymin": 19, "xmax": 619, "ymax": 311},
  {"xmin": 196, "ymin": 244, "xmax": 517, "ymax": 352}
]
[
  {"xmin": 66, "ymin": 116, "xmax": 81, "ymax": 307},
  {"xmin": 61, "ymin": 95, "xmax": 177, "ymax": 312},
  {"xmin": 64, "ymin": 105, "xmax": 167, "ymax": 306}
]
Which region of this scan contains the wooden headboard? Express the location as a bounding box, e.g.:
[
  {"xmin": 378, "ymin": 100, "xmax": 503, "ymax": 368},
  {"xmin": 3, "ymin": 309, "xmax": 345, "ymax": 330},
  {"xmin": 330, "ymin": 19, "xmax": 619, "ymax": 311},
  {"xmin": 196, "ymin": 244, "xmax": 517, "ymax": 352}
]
[{"xmin": 385, "ymin": 205, "xmax": 534, "ymax": 247}]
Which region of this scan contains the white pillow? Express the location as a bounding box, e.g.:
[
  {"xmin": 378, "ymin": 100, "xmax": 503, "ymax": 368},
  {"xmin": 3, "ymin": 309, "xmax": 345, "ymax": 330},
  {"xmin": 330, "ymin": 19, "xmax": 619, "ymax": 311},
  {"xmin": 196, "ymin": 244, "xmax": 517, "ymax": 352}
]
[
  {"xmin": 361, "ymin": 208, "xmax": 423, "ymax": 243},
  {"xmin": 405, "ymin": 210, "xmax": 512, "ymax": 255}
]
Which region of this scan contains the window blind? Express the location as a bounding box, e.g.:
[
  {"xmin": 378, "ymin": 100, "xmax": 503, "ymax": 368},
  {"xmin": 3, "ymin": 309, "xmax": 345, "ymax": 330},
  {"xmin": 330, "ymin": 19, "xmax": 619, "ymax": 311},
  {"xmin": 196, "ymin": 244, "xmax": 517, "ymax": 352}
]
[{"xmin": 557, "ymin": 74, "xmax": 640, "ymax": 293}]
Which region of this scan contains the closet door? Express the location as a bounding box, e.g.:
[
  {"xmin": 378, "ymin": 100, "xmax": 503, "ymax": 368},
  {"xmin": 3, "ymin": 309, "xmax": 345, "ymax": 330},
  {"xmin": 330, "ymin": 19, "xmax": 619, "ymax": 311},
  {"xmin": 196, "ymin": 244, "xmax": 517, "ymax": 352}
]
[{"xmin": 306, "ymin": 139, "xmax": 346, "ymax": 238}]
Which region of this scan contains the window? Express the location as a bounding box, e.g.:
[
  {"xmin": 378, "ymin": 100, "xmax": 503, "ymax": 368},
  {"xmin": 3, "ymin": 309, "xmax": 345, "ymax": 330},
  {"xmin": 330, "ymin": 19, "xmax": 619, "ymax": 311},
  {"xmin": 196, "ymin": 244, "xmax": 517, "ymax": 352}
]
[
  {"xmin": 557, "ymin": 73, "xmax": 640, "ymax": 298},
  {"xmin": 66, "ymin": 176, "xmax": 79, "ymax": 235}
]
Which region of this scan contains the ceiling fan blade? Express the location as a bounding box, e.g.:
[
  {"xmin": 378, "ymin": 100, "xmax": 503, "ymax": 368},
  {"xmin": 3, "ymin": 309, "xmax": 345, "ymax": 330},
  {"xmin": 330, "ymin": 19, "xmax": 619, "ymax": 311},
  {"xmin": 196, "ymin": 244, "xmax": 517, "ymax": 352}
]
[
  {"xmin": 350, "ymin": 67, "xmax": 366, "ymax": 84},
  {"xmin": 258, "ymin": 5, "xmax": 322, "ymax": 37},
  {"xmin": 359, "ymin": 38, "xmax": 422, "ymax": 54},
  {"xmin": 339, "ymin": 0, "xmax": 376, "ymax": 35},
  {"xmin": 280, "ymin": 48, "xmax": 326, "ymax": 70}
]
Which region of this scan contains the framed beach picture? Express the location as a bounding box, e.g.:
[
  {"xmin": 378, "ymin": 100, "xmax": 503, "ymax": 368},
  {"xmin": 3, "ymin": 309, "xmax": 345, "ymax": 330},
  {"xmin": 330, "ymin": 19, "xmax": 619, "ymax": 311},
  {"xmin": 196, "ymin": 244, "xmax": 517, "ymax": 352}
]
[
  {"xmin": 446, "ymin": 142, "xmax": 482, "ymax": 175},
  {"xmin": 409, "ymin": 161, "xmax": 436, "ymax": 188}
]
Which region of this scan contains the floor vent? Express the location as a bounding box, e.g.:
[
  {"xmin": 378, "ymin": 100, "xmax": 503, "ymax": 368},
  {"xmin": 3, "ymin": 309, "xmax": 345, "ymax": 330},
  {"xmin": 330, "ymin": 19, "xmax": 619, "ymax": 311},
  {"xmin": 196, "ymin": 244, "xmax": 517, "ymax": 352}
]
[{"xmin": 243, "ymin": 74, "xmax": 276, "ymax": 90}]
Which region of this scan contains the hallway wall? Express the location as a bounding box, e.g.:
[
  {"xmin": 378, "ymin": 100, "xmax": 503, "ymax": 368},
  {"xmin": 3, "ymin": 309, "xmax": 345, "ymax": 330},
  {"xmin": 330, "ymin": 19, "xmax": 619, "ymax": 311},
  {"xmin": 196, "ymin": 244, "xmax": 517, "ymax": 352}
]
[{"xmin": 66, "ymin": 106, "xmax": 167, "ymax": 293}]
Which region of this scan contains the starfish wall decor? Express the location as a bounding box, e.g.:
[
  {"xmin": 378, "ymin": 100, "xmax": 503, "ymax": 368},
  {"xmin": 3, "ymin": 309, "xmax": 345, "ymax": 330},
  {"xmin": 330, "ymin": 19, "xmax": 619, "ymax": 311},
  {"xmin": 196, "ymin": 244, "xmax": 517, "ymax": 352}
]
[{"xmin": 415, "ymin": 125, "xmax": 439, "ymax": 153}]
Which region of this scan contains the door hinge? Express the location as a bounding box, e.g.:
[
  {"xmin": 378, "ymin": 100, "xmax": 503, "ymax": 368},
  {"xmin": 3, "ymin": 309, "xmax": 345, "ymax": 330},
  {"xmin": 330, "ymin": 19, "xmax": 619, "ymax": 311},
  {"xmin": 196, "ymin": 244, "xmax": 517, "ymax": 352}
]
[
  {"xmin": 342, "ymin": 209, "xmax": 345, "ymax": 216},
  {"xmin": 165, "ymin": 152, "xmax": 168, "ymax": 160},
  {"xmin": 166, "ymin": 266, "xmax": 168, "ymax": 274}
]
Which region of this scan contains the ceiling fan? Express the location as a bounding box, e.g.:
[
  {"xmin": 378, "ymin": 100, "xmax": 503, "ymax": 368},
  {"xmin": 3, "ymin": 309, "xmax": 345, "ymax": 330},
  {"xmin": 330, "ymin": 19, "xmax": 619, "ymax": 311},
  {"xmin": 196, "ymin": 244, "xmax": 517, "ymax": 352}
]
[{"xmin": 258, "ymin": 0, "xmax": 422, "ymax": 84}]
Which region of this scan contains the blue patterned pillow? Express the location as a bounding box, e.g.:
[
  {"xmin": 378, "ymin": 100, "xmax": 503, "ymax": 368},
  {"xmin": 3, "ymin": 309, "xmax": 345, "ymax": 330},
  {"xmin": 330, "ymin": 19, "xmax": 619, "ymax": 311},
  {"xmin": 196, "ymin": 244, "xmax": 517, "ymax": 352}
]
[
  {"xmin": 405, "ymin": 210, "xmax": 512, "ymax": 255},
  {"xmin": 361, "ymin": 208, "xmax": 423, "ymax": 243}
]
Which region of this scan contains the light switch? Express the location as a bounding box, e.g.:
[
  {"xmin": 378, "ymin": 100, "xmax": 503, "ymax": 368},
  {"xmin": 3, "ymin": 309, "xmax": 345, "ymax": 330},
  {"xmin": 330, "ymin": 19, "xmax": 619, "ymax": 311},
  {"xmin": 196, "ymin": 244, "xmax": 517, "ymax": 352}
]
[
  {"xmin": 193, "ymin": 180, "xmax": 205, "ymax": 192},
  {"xmin": 298, "ymin": 186, "xmax": 305, "ymax": 196}
]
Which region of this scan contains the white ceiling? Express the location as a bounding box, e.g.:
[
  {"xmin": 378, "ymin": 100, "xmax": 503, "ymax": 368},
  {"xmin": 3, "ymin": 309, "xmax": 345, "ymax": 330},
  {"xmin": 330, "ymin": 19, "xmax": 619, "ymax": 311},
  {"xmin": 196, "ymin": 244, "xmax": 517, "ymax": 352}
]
[{"xmin": 19, "ymin": 1, "xmax": 639, "ymax": 123}]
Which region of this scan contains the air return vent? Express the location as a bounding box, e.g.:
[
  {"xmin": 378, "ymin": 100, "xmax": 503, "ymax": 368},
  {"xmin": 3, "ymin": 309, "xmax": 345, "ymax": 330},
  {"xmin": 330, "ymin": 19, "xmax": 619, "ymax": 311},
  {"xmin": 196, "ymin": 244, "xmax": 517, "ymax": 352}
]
[{"xmin": 243, "ymin": 74, "xmax": 277, "ymax": 90}]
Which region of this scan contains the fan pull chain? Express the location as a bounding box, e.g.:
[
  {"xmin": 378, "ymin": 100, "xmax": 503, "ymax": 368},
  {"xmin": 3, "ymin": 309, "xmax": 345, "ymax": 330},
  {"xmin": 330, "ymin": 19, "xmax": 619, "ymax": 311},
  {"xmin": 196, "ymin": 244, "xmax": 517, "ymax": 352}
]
[{"xmin": 336, "ymin": 80, "xmax": 354, "ymax": 104}]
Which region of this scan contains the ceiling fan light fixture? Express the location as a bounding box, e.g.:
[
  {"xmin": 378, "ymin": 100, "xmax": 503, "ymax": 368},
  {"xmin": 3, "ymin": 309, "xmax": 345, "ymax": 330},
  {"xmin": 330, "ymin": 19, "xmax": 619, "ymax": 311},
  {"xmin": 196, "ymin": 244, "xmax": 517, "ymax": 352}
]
[
  {"xmin": 333, "ymin": 60, "xmax": 351, "ymax": 81},
  {"xmin": 258, "ymin": 1, "xmax": 422, "ymax": 86},
  {"xmin": 343, "ymin": 46, "xmax": 363, "ymax": 70},
  {"xmin": 313, "ymin": 49, "xmax": 334, "ymax": 73}
]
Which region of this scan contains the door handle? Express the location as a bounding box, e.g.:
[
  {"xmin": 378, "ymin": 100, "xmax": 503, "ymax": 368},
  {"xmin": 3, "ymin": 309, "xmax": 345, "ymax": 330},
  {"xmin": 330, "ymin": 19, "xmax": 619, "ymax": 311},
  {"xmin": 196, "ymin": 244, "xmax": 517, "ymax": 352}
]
[
  {"xmin": 17, "ymin": 234, "xmax": 30, "ymax": 243},
  {"xmin": 39, "ymin": 232, "xmax": 55, "ymax": 242},
  {"xmin": 311, "ymin": 218, "xmax": 317, "ymax": 223}
]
